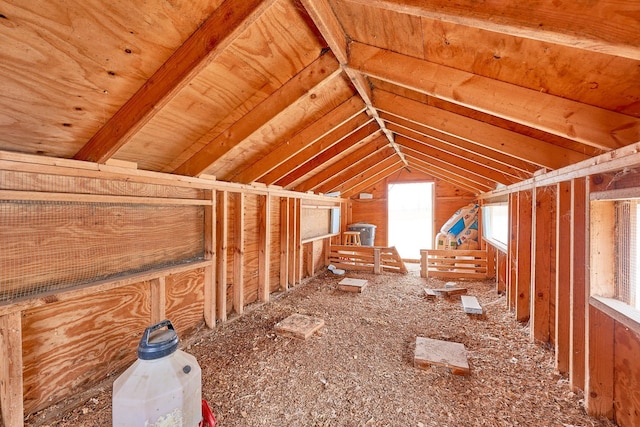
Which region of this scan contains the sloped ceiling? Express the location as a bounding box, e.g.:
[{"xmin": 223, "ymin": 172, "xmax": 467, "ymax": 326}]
[{"xmin": 1, "ymin": 0, "xmax": 638, "ymax": 196}]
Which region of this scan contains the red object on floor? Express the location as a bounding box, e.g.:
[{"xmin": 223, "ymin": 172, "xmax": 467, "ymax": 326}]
[{"xmin": 199, "ymin": 400, "xmax": 217, "ymax": 427}]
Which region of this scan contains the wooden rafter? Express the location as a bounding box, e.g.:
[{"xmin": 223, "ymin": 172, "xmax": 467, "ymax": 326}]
[
  {"xmin": 325, "ymin": 150, "xmax": 399, "ymax": 195},
  {"xmin": 349, "ymin": 42, "xmax": 638, "ymax": 151},
  {"xmin": 299, "ymin": 0, "xmax": 408, "ymax": 167},
  {"xmin": 374, "ymin": 89, "xmax": 589, "ymax": 170},
  {"xmin": 230, "ymin": 95, "xmax": 366, "ymax": 184},
  {"xmin": 405, "ymin": 155, "xmax": 490, "ymax": 194},
  {"xmin": 272, "ymin": 120, "xmax": 379, "ymax": 187},
  {"xmin": 379, "ymin": 111, "xmax": 538, "ymax": 176},
  {"xmin": 74, "ymin": 0, "xmax": 277, "ymax": 163},
  {"xmin": 394, "ymin": 135, "xmax": 517, "ymax": 185},
  {"xmin": 294, "ymin": 134, "xmax": 389, "ymax": 193},
  {"xmin": 342, "ymin": 0, "xmax": 640, "ymax": 60},
  {"xmin": 173, "ymin": 52, "xmax": 342, "ymax": 177},
  {"xmin": 406, "ymin": 159, "xmax": 483, "ymax": 195},
  {"xmin": 341, "ymin": 162, "xmax": 406, "ymax": 198},
  {"xmin": 387, "ymin": 123, "xmax": 526, "ymax": 182},
  {"xmin": 402, "ymin": 145, "xmax": 498, "ymax": 190}
]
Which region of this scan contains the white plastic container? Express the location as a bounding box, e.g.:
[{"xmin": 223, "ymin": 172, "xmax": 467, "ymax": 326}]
[{"xmin": 112, "ymin": 320, "xmax": 202, "ymax": 427}]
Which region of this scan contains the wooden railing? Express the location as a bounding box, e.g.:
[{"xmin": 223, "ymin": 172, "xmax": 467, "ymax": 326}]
[
  {"xmin": 420, "ymin": 249, "xmax": 493, "ymax": 280},
  {"xmin": 328, "ymin": 245, "xmax": 408, "ymax": 274}
]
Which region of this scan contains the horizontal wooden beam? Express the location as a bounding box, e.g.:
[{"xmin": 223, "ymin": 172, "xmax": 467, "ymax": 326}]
[
  {"xmin": 74, "ymin": 0, "xmax": 276, "ymax": 163},
  {"xmin": 173, "ymin": 52, "xmax": 341, "ymax": 176},
  {"xmin": 351, "ymin": 43, "xmax": 638, "ymax": 151}
]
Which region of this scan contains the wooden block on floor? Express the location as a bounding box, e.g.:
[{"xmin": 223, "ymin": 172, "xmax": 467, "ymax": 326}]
[
  {"xmin": 338, "ymin": 278, "xmax": 368, "ymax": 293},
  {"xmin": 275, "ymin": 314, "xmax": 325, "ymax": 340},
  {"xmin": 424, "ymin": 288, "xmax": 436, "ymax": 300},
  {"xmin": 432, "ymin": 287, "xmax": 467, "ymax": 298},
  {"xmin": 461, "ymin": 295, "xmax": 483, "ymax": 315},
  {"xmin": 414, "ymin": 337, "xmax": 470, "ymax": 376},
  {"xmin": 444, "ymin": 281, "xmax": 457, "ymax": 288}
]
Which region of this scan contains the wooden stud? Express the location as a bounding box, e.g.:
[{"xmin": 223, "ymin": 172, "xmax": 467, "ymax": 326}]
[
  {"xmin": 508, "ymin": 192, "xmax": 519, "ymax": 310},
  {"xmin": 258, "ymin": 194, "xmax": 271, "ymax": 303},
  {"xmin": 233, "ymin": 192, "xmax": 245, "ymax": 315},
  {"xmin": 0, "ymin": 312, "xmax": 23, "ymax": 427},
  {"xmin": 296, "ymin": 199, "xmax": 303, "ymax": 284},
  {"xmin": 288, "ymin": 198, "xmax": 298, "ymax": 286},
  {"xmin": 280, "ymin": 198, "xmax": 290, "ymax": 291},
  {"xmin": 516, "ymin": 190, "xmax": 532, "ymax": 322},
  {"xmin": 150, "ymin": 277, "xmax": 166, "ymax": 324},
  {"xmin": 585, "ymin": 304, "xmax": 615, "ymax": 418},
  {"xmin": 374, "ymin": 248, "xmax": 382, "ymax": 274},
  {"xmin": 570, "ymin": 178, "xmax": 587, "ymax": 391},
  {"xmin": 216, "ymin": 191, "xmax": 228, "ymax": 322},
  {"xmin": 555, "ymin": 181, "xmax": 572, "ymax": 374},
  {"xmin": 74, "ymin": 0, "xmax": 276, "ymax": 163},
  {"xmin": 531, "ymin": 186, "xmax": 556, "ymax": 343},
  {"xmin": 204, "ymin": 190, "xmax": 216, "ymax": 328}
]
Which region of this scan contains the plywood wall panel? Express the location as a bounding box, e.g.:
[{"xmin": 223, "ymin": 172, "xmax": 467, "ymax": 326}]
[
  {"xmin": 614, "ymin": 322, "xmax": 640, "ymax": 427},
  {"xmin": 165, "ymin": 268, "xmax": 205, "ymax": 337},
  {"xmin": 21, "ymin": 281, "xmax": 151, "ymax": 414}
]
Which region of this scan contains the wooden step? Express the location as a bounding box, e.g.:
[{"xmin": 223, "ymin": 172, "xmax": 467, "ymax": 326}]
[
  {"xmin": 461, "ymin": 295, "xmax": 483, "ymax": 315},
  {"xmin": 338, "ymin": 277, "xmax": 368, "ymax": 293},
  {"xmin": 275, "ymin": 314, "xmax": 325, "ymax": 340},
  {"xmin": 414, "ymin": 337, "xmax": 470, "ymax": 376}
]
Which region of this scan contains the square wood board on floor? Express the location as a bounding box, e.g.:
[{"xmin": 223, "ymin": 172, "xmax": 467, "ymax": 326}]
[
  {"xmin": 414, "ymin": 336, "xmax": 470, "ymax": 376},
  {"xmin": 274, "ymin": 314, "xmax": 325, "ymax": 340},
  {"xmin": 338, "ymin": 278, "xmax": 368, "ymax": 293}
]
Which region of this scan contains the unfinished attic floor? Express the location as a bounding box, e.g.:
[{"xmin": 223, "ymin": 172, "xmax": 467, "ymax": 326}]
[{"xmin": 26, "ymin": 266, "xmax": 616, "ymax": 427}]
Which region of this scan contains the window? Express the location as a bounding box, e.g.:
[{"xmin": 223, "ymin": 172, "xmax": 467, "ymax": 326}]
[
  {"xmin": 615, "ymin": 200, "xmax": 640, "ymax": 309},
  {"xmin": 481, "ymin": 203, "xmax": 508, "ymax": 251}
]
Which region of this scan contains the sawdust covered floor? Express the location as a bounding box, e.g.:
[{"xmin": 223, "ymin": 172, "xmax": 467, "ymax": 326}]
[{"xmin": 26, "ymin": 265, "xmax": 617, "ymax": 427}]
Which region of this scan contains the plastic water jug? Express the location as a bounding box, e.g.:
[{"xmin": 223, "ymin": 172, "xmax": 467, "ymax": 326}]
[{"xmin": 112, "ymin": 319, "xmax": 202, "ymax": 426}]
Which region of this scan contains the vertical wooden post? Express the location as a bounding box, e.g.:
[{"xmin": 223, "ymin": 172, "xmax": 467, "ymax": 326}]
[
  {"xmin": 531, "ymin": 186, "xmax": 555, "ymax": 343},
  {"xmin": 305, "ymin": 242, "xmax": 315, "ymax": 277},
  {"xmin": 216, "ymin": 191, "xmax": 228, "ymax": 322},
  {"xmin": 280, "ymin": 197, "xmax": 290, "ymax": 291},
  {"xmin": 570, "ymin": 177, "xmax": 587, "ymax": 391},
  {"xmin": 258, "ymin": 194, "xmax": 271, "ymax": 303},
  {"xmin": 585, "ymin": 304, "xmax": 614, "ymax": 418},
  {"xmin": 374, "ymin": 248, "xmax": 382, "ymax": 274},
  {"xmin": 419, "ymin": 250, "xmax": 428, "ymax": 278},
  {"xmin": 486, "ymin": 245, "xmax": 496, "ymax": 283},
  {"xmin": 555, "ymin": 181, "xmax": 572, "ymax": 374},
  {"xmin": 508, "ymin": 192, "xmax": 519, "ymax": 310},
  {"xmin": 296, "ymin": 199, "xmax": 303, "ymax": 284},
  {"xmin": 233, "ymin": 192, "xmax": 245, "ymax": 315},
  {"xmin": 516, "ymin": 190, "xmax": 532, "ymax": 323},
  {"xmin": 288, "ymin": 198, "xmax": 298, "ymax": 287},
  {"xmin": 204, "ymin": 190, "xmax": 216, "ymax": 328},
  {"xmin": 150, "ymin": 277, "xmax": 166, "ymax": 324},
  {"xmin": 0, "ymin": 312, "xmax": 23, "ymax": 427},
  {"xmin": 323, "ymin": 237, "xmax": 330, "ymax": 267}
]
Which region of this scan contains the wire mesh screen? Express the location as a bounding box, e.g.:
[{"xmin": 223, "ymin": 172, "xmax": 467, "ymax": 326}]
[
  {"xmin": 1, "ymin": 200, "xmax": 205, "ymax": 302},
  {"xmin": 615, "ymin": 200, "xmax": 638, "ymax": 308}
]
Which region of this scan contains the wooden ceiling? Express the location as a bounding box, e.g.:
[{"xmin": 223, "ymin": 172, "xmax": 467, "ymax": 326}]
[{"xmin": 1, "ymin": 0, "xmax": 638, "ymax": 196}]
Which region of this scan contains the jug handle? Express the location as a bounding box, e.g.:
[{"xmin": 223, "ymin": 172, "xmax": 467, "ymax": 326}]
[{"xmin": 141, "ymin": 319, "xmax": 175, "ymax": 346}]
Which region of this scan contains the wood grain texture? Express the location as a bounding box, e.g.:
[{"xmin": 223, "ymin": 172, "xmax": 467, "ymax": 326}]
[
  {"xmin": 243, "ymin": 193, "xmax": 261, "ymax": 305},
  {"xmin": 613, "ymin": 320, "xmax": 640, "ymax": 427},
  {"xmin": 21, "ymin": 281, "xmax": 151, "ymax": 414},
  {"xmin": 165, "ymin": 268, "xmax": 205, "ymax": 337},
  {"xmin": 0, "ymin": 312, "xmax": 23, "ymax": 427}
]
